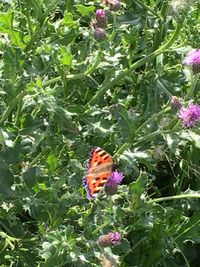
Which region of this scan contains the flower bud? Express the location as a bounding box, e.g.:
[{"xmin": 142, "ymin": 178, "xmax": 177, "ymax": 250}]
[
  {"xmin": 93, "ymin": 28, "xmax": 106, "ymax": 41},
  {"xmin": 105, "ymin": 184, "xmax": 118, "ymax": 196},
  {"xmin": 109, "ymin": 0, "xmax": 121, "ymax": 11},
  {"xmin": 170, "ymin": 96, "xmax": 182, "ymax": 109},
  {"xmin": 95, "ymin": 9, "xmax": 107, "ymax": 28},
  {"xmin": 183, "ymin": 49, "xmax": 200, "ymax": 74}
]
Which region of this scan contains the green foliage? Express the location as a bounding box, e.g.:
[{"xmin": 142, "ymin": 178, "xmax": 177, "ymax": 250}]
[{"xmin": 0, "ymin": 0, "xmax": 200, "ymax": 266}]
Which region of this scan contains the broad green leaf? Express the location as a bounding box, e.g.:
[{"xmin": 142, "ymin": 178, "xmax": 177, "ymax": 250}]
[
  {"xmin": 76, "ymin": 4, "xmax": 95, "ymax": 16},
  {"xmin": 60, "ymin": 50, "xmax": 73, "ymax": 66},
  {"xmin": 0, "ymin": 168, "xmax": 14, "ymax": 197}
]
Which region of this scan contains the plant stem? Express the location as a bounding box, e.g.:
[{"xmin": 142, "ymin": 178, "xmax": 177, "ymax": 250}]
[
  {"xmin": 113, "ymin": 143, "xmax": 129, "ymax": 160},
  {"xmin": 110, "ymin": 13, "xmax": 117, "ymax": 41},
  {"xmin": 174, "ymin": 218, "xmax": 200, "ymax": 242},
  {"xmin": 135, "ymin": 0, "xmax": 161, "ymax": 19},
  {"xmin": 147, "ymin": 193, "xmax": 200, "ymax": 204},
  {"xmin": 14, "ymin": 97, "xmax": 23, "ymax": 127},
  {"xmin": 189, "ymin": 72, "xmax": 200, "ymax": 97},
  {"xmin": 0, "ymin": 92, "xmax": 25, "ymax": 125},
  {"xmin": 42, "ymin": 73, "xmax": 86, "ymax": 87}
]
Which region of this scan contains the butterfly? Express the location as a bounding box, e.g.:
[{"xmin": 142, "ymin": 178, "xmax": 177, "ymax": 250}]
[{"xmin": 83, "ymin": 147, "xmax": 114, "ymax": 200}]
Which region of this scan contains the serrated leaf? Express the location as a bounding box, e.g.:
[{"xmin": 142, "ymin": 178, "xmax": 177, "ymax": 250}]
[
  {"xmin": 0, "ymin": 12, "xmax": 24, "ymax": 48},
  {"xmin": 76, "ymin": 4, "xmax": 95, "ymax": 16}
]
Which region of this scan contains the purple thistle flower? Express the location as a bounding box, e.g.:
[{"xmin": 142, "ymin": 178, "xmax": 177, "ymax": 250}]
[
  {"xmin": 105, "ymin": 171, "xmax": 124, "ymax": 196},
  {"xmin": 108, "ymin": 232, "xmax": 121, "ymax": 245},
  {"xmin": 178, "ymin": 103, "xmax": 200, "ymax": 127},
  {"xmin": 98, "ymin": 232, "xmax": 121, "ymax": 247},
  {"xmin": 183, "ymin": 49, "xmax": 200, "ymax": 73},
  {"xmin": 93, "ymin": 28, "xmax": 106, "ymax": 41},
  {"xmin": 106, "ymin": 171, "xmax": 124, "ymax": 187},
  {"xmin": 95, "ymin": 9, "xmax": 107, "ymax": 28}
]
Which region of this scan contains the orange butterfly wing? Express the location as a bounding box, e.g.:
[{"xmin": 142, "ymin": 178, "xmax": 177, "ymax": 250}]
[{"xmin": 83, "ymin": 147, "xmax": 113, "ymax": 199}]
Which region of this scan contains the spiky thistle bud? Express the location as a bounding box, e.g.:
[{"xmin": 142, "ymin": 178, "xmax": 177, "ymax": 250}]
[{"xmin": 93, "ymin": 28, "xmax": 106, "ymax": 41}]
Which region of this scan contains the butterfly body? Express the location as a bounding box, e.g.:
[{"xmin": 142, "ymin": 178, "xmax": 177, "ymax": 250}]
[{"xmin": 83, "ymin": 147, "xmax": 113, "ymax": 200}]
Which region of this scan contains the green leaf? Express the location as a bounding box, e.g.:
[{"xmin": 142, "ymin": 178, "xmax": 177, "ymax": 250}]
[
  {"xmin": 129, "ymin": 172, "xmax": 148, "ymax": 209},
  {"xmin": 63, "ymin": 12, "xmax": 78, "ymax": 27},
  {"xmin": 42, "ymin": 96, "xmax": 78, "ymax": 132},
  {"xmin": 46, "ymin": 154, "xmax": 58, "ymax": 173},
  {"xmin": 23, "ymin": 167, "xmax": 39, "ymax": 189},
  {"xmin": 0, "ymin": 167, "xmax": 14, "ymax": 197},
  {"xmin": 0, "ymin": 12, "xmax": 24, "ymax": 48},
  {"xmin": 60, "ymin": 49, "xmax": 73, "ymax": 66},
  {"xmin": 76, "ymin": 4, "xmax": 95, "ymax": 16}
]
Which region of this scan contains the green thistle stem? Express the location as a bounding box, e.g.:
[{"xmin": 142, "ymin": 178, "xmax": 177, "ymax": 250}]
[
  {"xmin": 0, "ymin": 92, "xmax": 26, "ymax": 125},
  {"xmin": 147, "ymin": 193, "xmax": 200, "ymax": 204},
  {"xmin": 110, "ymin": 13, "xmax": 117, "ymax": 41},
  {"xmin": 135, "ymin": 0, "xmax": 161, "ymax": 19},
  {"xmin": 189, "ymin": 71, "xmax": 200, "ymax": 97}
]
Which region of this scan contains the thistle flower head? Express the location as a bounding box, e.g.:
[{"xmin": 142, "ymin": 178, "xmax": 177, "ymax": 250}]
[
  {"xmin": 96, "ymin": 9, "xmax": 106, "ymax": 17},
  {"xmin": 108, "ymin": 232, "xmax": 121, "ymax": 245},
  {"xmin": 106, "ymin": 171, "xmax": 124, "ymax": 186},
  {"xmin": 93, "ymin": 28, "xmax": 106, "ymax": 41},
  {"xmin": 183, "ymin": 49, "xmax": 200, "ymax": 73},
  {"xmin": 178, "ymin": 103, "xmax": 200, "ymax": 127},
  {"xmin": 95, "ymin": 9, "xmax": 107, "ymax": 28},
  {"xmin": 104, "ymin": 171, "xmax": 124, "ymax": 196},
  {"xmin": 98, "ymin": 231, "xmax": 121, "ymax": 247}
]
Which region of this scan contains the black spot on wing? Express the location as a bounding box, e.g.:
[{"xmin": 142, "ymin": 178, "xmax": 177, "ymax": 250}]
[
  {"xmin": 99, "ymin": 181, "xmax": 107, "ymax": 187},
  {"xmin": 93, "ymin": 189, "xmax": 101, "ymax": 194},
  {"xmin": 100, "ymin": 151, "xmax": 107, "ymax": 157},
  {"xmin": 95, "ymin": 147, "xmax": 103, "ymax": 153}
]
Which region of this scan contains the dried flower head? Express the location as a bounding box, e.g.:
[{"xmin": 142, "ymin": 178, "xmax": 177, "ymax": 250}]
[
  {"xmin": 98, "ymin": 232, "xmax": 121, "ymax": 247},
  {"xmin": 178, "ymin": 103, "xmax": 200, "ymax": 127},
  {"xmin": 171, "ymin": 0, "xmax": 194, "ymax": 14},
  {"xmin": 100, "ymin": 254, "xmax": 118, "ymax": 267},
  {"xmin": 183, "ymin": 49, "xmax": 200, "ymax": 73},
  {"xmin": 93, "ymin": 28, "xmax": 106, "ymax": 41},
  {"xmin": 171, "ymin": 96, "xmax": 182, "ymax": 109},
  {"xmin": 95, "ymin": 9, "xmax": 107, "ymax": 28}
]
